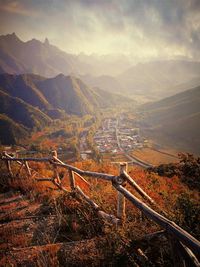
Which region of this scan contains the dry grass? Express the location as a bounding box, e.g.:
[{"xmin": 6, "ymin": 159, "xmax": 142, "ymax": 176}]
[{"xmin": 1, "ymin": 157, "xmax": 199, "ymax": 266}]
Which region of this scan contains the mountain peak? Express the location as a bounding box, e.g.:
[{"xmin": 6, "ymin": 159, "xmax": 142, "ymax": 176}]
[
  {"xmin": 0, "ymin": 32, "xmax": 21, "ymax": 42},
  {"xmin": 8, "ymin": 32, "xmax": 17, "ymax": 38},
  {"xmin": 54, "ymin": 74, "xmax": 78, "ymax": 85},
  {"xmin": 11, "ymin": 32, "xmax": 17, "ymax": 37},
  {"xmin": 44, "ymin": 38, "xmax": 50, "ymax": 46},
  {"xmin": 26, "ymin": 38, "xmax": 43, "ymax": 48},
  {"xmin": 55, "ymin": 73, "xmax": 66, "ymax": 79}
]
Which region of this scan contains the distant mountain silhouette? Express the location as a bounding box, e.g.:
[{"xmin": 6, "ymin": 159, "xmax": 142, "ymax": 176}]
[
  {"xmin": 0, "ymin": 33, "xmax": 87, "ymax": 77},
  {"xmin": 1, "ymin": 33, "xmax": 200, "ymax": 101},
  {"xmin": 0, "ymin": 33, "xmax": 130, "ymax": 77},
  {"xmin": 140, "ymin": 85, "xmax": 200, "ymax": 154},
  {"xmin": 81, "ymin": 61, "xmax": 200, "ymax": 102},
  {"xmin": 118, "ymin": 60, "xmax": 200, "ymax": 100},
  {"xmin": 80, "ymin": 74, "xmax": 125, "ymax": 95}
]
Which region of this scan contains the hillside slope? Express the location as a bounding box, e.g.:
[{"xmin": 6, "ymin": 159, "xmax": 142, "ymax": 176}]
[
  {"xmin": 0, "ymin": 72, "xmax": 133, "ymax": 144},
  {"xmin": 0, "ymin": 73, "xmax": 49, "ymax": 109},
  {"xmin": 36, "ymin": 74, "xmax": 99, "ymax": 116},
  {"xmin": 0, "ymin": 89, "xmax": 51, "ymax": 144},
  {"xmin": 36, "ymin": 74, "xmax": 133, "ymax": 115},
  {"xmin": 0, "ymin": 90, "xmax": 51, "ymax": 129},
  {"xmin": 0, "ymin": 114, "xmax": 28, "ymax": 145},
  {"xmin": 0, "ymin": 73, "xmax": 132, "ymax": 117},
  {"xmin": 140, "ymin": 86, "xmax": 200, "ymax": 154}
]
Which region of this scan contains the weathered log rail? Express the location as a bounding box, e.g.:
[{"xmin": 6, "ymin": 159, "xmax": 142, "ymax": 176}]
[{"xmin": 1, "ymin": 151, "xmax": 200, "ymax": 266}]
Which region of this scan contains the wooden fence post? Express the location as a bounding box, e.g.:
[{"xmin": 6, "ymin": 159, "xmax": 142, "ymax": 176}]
[
  {"xmin": 51, "ymin": 150, "xmax": 61, "ymax": 184},
  {"xmin": 68, "ymin": 169, "xmax": 76, "ymax": 191},
  {"xmin": 6, "ymin": 160, "xmax": 13, "ymax": 177},
  {"xmin": 3, "ymin": 152, "xmax": 13, "ymax": 177},
  {"xmin": 52, "ymin": 150, "xmax": 58, "ymax": 158},
  {"xmin": 25, "ymin": 161, "xmax": 31, "ymax": 177},
  {"xmin": 117, "ymin": 163, "xmax": 127, "ymax": 223}
]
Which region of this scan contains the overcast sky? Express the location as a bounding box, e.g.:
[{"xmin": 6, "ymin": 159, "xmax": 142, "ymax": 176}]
[{"xmin": 0, "ymin": 0, "xmax": 200, "ymax": 60}]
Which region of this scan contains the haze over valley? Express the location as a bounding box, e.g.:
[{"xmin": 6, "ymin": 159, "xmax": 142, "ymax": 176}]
[
  {"xmin": 0, "ymin": 31, "xmax": 199, "ymax": 155},
  {"xmin": 0, "ymin": 1, "xmax": 200, "ymax": 266},
  {"xmin": 1, "ymin": 32, "xmax": 200, "ymax": 101}
]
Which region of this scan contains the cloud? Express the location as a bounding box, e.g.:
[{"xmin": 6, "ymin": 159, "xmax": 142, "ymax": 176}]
[
  {"xmin": 55, "ymin": 0, "xmax": 200, "ymax": 58},
  {"xmin": 0, "ymin": 0, "xmax": 39, "ymax": 17},
  {"xmin": 0, "ymin": 0, "xmax": 200, "ymax": 59}
]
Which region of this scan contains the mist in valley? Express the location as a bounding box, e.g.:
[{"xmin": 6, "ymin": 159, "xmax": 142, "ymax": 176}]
[{"xmin": 0, "ymin": 0, "xmax": 199, "ymax": 154}]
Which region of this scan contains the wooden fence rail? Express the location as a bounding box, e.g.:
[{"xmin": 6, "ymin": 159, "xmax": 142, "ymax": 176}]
[{"xmin": 1, "ymin": 151, "xmax": 200, "ymax": 266}]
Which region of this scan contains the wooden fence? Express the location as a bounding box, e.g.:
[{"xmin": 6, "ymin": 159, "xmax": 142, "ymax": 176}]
[{"xmin": 1, "ymin": 150, "xmax": 200, "ymax": 266}]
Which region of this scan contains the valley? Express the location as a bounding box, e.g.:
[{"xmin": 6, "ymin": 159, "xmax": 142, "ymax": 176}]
[
  {"xmin": 0, "ymin": 33, "xmax": 200, "ymax": 159},
  {"xmin": 1, "ymin": 105, "xmax": 181, "ymax": 167},
  {"xmin": 0, "ymin": 9, "xmax": 200, "ymax": 266},
  {"xmin": 92, "ymin": 114, "xmax": 180, "ymax": 166},
  {"xmin": 1, "ymin": 72, "xmax": 198, "ymax": 165}
]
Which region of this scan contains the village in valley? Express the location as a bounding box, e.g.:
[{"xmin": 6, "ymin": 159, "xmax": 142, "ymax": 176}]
[
  {"xmin": 93, "ymin": 115, "xmax": 146, "ymax": 155},
  {"xmin": 79, "ymin": 113, "xmax": 148, "ymax": 163}
]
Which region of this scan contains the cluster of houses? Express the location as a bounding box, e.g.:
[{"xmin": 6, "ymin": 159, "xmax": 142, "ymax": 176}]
[
  {"xmin": 117, "ymin": 127, "xmax": 143, "ymax": 151},
  {"xmin": 94, "ymin": 118, "xmax": 119, "ymax": 153},
  {"xmin": 94, "ymin": 117, "xmax": 145, "ymax": 154}
]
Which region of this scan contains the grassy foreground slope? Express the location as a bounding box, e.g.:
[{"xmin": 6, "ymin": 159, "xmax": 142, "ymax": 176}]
[{"xmin": 0, "ymin": 154, "xmax": 199, "ymax": 266}]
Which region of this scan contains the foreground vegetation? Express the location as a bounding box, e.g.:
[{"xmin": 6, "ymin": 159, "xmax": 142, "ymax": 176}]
[
  {"xmin": 0, "ymin": 153, "xmax": 199, "ymax": 266},
  {"xmin": 148, "ymin": 153, "xmax": 200, "ymax": 192}
]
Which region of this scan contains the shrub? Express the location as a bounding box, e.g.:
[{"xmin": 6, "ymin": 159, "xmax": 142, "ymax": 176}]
[
  {"xmin": 175, "ymin": 193, "xmax": 200, "ymax": 240},
  {"xmin": 148, "ymin": 153, "xmax": 200, "ymax": 191}
]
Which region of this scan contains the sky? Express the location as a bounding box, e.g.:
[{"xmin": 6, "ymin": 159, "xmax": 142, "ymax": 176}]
[{"xmin": 0, "ymin": 0, "xmax": 200, "ymax": 60}]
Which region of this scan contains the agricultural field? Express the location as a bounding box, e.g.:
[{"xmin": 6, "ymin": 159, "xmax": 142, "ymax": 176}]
[
  {"xmin": 131, "ymin": 148, "xmax": 179, "ymax": 165},
  {"xmin": 101, "ymin": 152, "xmax": 129, "ymax": 163}
]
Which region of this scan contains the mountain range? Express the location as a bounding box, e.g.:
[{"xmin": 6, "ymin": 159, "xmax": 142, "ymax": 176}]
[
  {"xmin": 0, "ymin": 33, "xmax": 130, "ymax": 77},
  {"xmin": 0, "ymin": 33, "xmax": 200, "ymax": 153},
  {"xmin": 140, "ymin": 85, "xmax": 200, "ymax": 154},
  {"xmin": 118, "ymin": 60, "xmax": 200, "ymax": 99},
  {"xmin": 80, "ymin": 60, "xmax": 200, "ymax": 101},
  {"xmin": 1, "ymin": 33, "xmax": 200, "ymax": 102},
  {"xmin": 0, "ymin": 33, "xmax": 84, "ymax": 77},
  {"xmin": 0, "ymin": 72, "xmax": 131, "ymax": 144}
]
